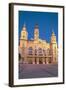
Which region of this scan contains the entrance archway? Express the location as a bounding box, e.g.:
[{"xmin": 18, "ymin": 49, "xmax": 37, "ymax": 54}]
[{"xmin": 39, "ymin": 58, "xmax": 43, "ymax": 64}]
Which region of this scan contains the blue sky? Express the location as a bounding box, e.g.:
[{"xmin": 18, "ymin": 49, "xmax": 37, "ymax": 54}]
[{"xmin": 19, "ymin": 11, "xmax": 58, "ymax": 43}]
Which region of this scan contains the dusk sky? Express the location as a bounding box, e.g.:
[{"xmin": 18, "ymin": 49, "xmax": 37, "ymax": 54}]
[{"xmin": 19, "ymin": 11, "xmax": 58, "ymax": 43}]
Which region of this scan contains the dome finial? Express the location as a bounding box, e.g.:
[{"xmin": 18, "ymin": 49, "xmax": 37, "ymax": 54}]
[
  {"xmin": 35, "ymin": 23, "xmax": 38, "ymax": 29},
  {"xmin": 52, "ymin": 28, "xmax": 55, "ymax": 36},
  {"xmin": 23, "ymin": 22, "xmax": 26, "ymax": 27},
  {"xmin": 22, "ymin": 22, "xmax": 26, "ymax": 31}
]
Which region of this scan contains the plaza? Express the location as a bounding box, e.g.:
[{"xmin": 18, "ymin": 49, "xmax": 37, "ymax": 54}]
[{"xmin": 19, "ymin": 63, "xmax": 58, "ymax": 79}]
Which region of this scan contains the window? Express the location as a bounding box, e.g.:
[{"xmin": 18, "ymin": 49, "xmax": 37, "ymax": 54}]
[
  {"xmin": 35, "ymin": 49, "xmax": 37, "ymax": 55},
  {"xmin": 28, "ymin": 47, "xmax": 33, "ymax": 55},
  {"xmin": 38, "ymin": 48, "xmax": 42, "ymax": 55},
  {"xmin": 43, "ymin": 49, "xmax": 46, "ymax": 56},
  {"xmin": 47, "ymin": 49, "xmax": 50, "ymax": 55},
  {"xmin": 23, "ymin": 35, "xmax": 25, "ymax": 38}
]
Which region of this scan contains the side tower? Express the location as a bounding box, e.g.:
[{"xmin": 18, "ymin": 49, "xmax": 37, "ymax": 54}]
[
  {"xmin": 19, "ymin": 24, "xmax": 28, "ymax": 63},
  {"xmin": 50, "ymin": 31, "xmax": 58, "ymax": 63},
  {"xmin": 34, "ymin": 24, "xmax": 39, "ymax": 40},
  {"xmin": 20, "ymin": 24, "xmax": 28, "ymax": 48}
]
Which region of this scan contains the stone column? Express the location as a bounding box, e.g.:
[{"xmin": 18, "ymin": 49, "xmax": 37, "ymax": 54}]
[
  {"xmin": 32, "ymin": 58, "xmax": 35, "ymax": 64},
  {"xmin": 46, "ymin": 57, "xmax": 49, "ymax": 64},
  {"xmin": 36, "ymin": 58, "xmax": 39, "ymax": 64}
]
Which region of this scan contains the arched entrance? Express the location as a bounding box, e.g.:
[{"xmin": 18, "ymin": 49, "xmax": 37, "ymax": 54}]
[{"xmin": 39, "ymin": 58, "xmax": 43, "ymax": 64}]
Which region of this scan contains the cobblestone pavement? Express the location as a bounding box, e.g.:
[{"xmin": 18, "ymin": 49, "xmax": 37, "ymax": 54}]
[{"xmin": 19, "ymin": 63, "xmax": 58, "ymax": 79}]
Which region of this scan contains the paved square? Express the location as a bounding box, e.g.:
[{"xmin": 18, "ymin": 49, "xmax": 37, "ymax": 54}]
[{"xmin": 19, "ymin": 64, "xmax": 58, "ymax": 79}]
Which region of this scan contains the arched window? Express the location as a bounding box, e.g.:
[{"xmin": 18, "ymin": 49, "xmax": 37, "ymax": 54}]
[
  {"xmin": 38, "ymin": 48, "xmax": 42, "ymax": 55},
  {"xmin": 47, "ymin": 49, "xmax": 50, "ymax": 55},
  {"xmin": 28, "ymin": 47, "xmax": 33, "ymax": 55},
  {"xmin": 43, "ymin": 49, "xmax": 46, "ymax": 56}
]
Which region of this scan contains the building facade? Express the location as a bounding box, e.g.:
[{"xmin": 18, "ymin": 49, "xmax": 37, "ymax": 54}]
[{"xmin": 19, "ymin": 24, "xmax": 58, "ymax": 64}]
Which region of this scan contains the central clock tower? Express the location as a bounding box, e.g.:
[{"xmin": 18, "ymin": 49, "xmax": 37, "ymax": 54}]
[{"xmin": 34, "ymin": 24, "xmax": 39, "ymax": 40}]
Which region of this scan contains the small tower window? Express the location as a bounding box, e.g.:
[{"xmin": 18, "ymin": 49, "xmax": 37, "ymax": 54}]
[{"xmin": 23, "ymin": 35, "xmax": 25, "ymax": 38}]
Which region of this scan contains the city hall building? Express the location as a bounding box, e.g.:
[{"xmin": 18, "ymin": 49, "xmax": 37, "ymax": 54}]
[{"xmin": 19, "ymin": 24, "xmax": 58, "ymax": 64}]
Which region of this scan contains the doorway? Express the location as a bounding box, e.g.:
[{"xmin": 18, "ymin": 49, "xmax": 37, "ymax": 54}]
[{"xmin": 39, "ymin": 58, "xmax": 43, "ymax": 64}]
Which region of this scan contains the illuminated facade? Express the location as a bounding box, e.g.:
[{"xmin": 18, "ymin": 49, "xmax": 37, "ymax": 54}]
[{"xmin": 19, "ymin": 24, "xmax": 58, "ymax": 64}]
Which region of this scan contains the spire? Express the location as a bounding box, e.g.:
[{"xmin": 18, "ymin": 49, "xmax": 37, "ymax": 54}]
[
  {"xmin": 52, "ymin": 28, "xmax": 55, "ymax": 36},
  {"xmin": 35, "ymin": 24, "xmax": 39, "ymax": 29},
  {"xmin": 34, "ymin": 24, "xmax": 39, "ymax": 40},
  {"xmin": 23, "ymin": 23, "xmax": 26, "ymax": 28},
  {"xmin": 22, "ymin": 23, "xmax": 26, "ymax": 31}
]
